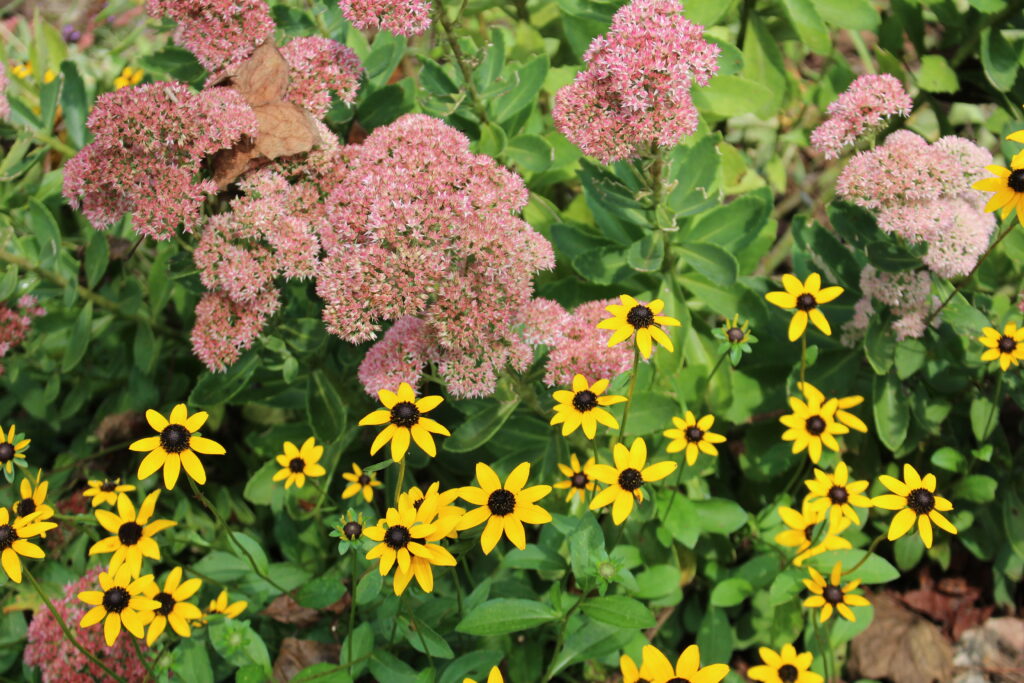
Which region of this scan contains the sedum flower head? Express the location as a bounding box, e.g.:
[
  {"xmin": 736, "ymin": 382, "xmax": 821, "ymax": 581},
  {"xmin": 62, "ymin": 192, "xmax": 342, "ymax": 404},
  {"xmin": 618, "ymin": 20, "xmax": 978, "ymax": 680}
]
[
  {"xmin": 979, "ymin": 322, "xmax": 1024, "ymax": 371},
  {"xmin": 145, "ymin": 0, "xmax": 275, "ymax": 74},
  {"xmin": 589, "ymin": 437, "xmax": 676, "ymax": 525},
  {"xmin": 544, "ymin": 299, "xmax": 633, "ymax": 387},
  {"xmin": 457, "ymin": 462, "xmax": 552, "ymax": 554},
  {"xmin": 810, "ymin": 74, "xmax": 912, "ymax": 159},
  {"xmin": 280, "ymin": 37, "xmax": 362, "ymax": 117},
  {"xmin": 130, "ymin": 403, "xmax": 227, "ymax": 490},
  {"xmin": 358, "ymin": 382, "xmax": 450, "ymax": 462},
  {"xmin": 873, "ymin": 463, "xmax": 956, "ymax": 548},
  {"xmin": 338, "ymin": 0, "xmax": 431, "ymax": 37},
  {"xmin": 764, "ymin": 273, "xmax": 843, "ymax": 342},
  {"xmin": 0, "ymin": 293, "xmax": 46, "ymax": 375},
  {"xmin": 802, "ymin": 562, "xmax": 870, "ymax": 623}
]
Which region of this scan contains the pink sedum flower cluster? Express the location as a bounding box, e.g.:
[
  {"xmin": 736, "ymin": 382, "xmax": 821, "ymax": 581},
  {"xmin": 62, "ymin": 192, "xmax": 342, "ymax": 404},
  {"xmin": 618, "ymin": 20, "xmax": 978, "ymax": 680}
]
[
  {"xmin": 837, "ymin": 130, "xmax": 996, "ymax": 279},
  {"xmin": 844, "ymin": 265, "xmax": 934, "ymax": 343},
  {"xmin": 0, "ymin": 294, "xmax": 45, "ymax": 375},
  {"xmin": 62, "ymin": 83, "xmax": 258, "ymax": 240},
  {"xmin": 319, "ymin": 113, "xmax": 554, "ymax": 398},
  {"xmin": 191, "ymin": 290, "xmax": 281, "ymax": 372},
  {"xmin": 358, "ymin": 316, "xmax": 434, "ymax": 396},
  {"xmin": 338, "ymin": 0, "xmax": 431, "ymax": 37},
  {"xmin": 544, "ymin": 299, "xmax": 634, "ymax": 386},
  {"xmin": 146, "ymin": 0, "xmax": 275, "ymax": 74},
  {"xmin": 553, "ymin": 0, "xmax": 719, "ymax": 163},
  {"xmin": 24, "ymin": 567, "xmax": 147, "ymax": 682},
  {"xmin": 281, "ymin": 37, "xmax": 363, "ymax": 118},
  {"xmin": 810, "ymin": 74, "xmax": 913, "ymax": 159}
]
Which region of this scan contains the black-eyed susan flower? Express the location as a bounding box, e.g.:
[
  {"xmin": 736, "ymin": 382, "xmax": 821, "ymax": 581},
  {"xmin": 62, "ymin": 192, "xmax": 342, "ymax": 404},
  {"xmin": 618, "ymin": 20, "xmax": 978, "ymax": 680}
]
[
  {"xmin": 979, "ymin": 323, "xmax": 1024, "ymax": 371},
  {"xmin": 399, "ymin": 482, "xmax": 464, "ymax": 539},
  {"xmin": 131, "ymin": 404, "xmax": 226, "ymax": 490},
  {"xmin": 12, "ymin": 471, "xmax": 54, "ymax": 526},
  {"xmin": 873, "ymin": 463, "xmax": 956, "ymax": 548},
  {"xmin": 392, "ymin": 485, "xmax": 460, "ymax": 595},
  {"xmin": 663, "ymin": 411, "xmax": 727, "ymax": 466},
  {"xmin": 364, "ymin": 498, "xmax": 444, "ymax": 595},
  {"xmin": 331, "ymin": 511, "xmax": 366, "ymax": 554},
  {"xmin": 554, "ymin": 453, "xmax": 596, "ymax": 503},
  {"xmin": 779, "ymin": 393, "xmax": 848, "ymax": 464},
  {"xmin": 457, "ymin": 462, "xmax": 552, "ymax": 554},
  {"xmin": 0, "ymin": 424, "xmax": 30, "ymax": 479},
  {"xmin": 597, "ymin": 294, "xmax": 681, "ymax": 359},
  {"xmin": 620, "ymin": 651, "xmax": 655, "ymax": 683},
  {"xmin": 78, "ymin": 565, "xmax": 160, "ymax": 646},
  {"xmin": 113, "ymin": 66, "xmax": 144, "ymax": 90},
  {"xmin": 643, "ymin": 643, "xmax": 730, "ymax": 683},
  {"xmin": 358, "ymin": 382, "xmax": 450, "ymax": 462},
  {"xmin": 775, "ymin": 499, "xmax": 852, "ymax": 567},
  {"xmin": 550, "ymin": 374, "xmax": 626, "ymax": 439},
  {"xmin": 89, "ymin": 491, "xmax": 176, "ymax": 578},
  {"xmin": 713, "ymin": 314, "xmax": 758, "ymax": 366},
  {"xmin": 272, "ymin": 437, "xmax": 325, "ymax": 489},
  {"xmin": 802, "ymin": 562, "xmax": 870, "ymax": 623},
  {"xmin": 138, "ymin": 567, "xmax": 203, "ymax": 645},
  {"xmin": 206, "ymin": 589, "xmax": 247, "ymax": 619},
  {"xmin": 83, "ymin": 478, "xmax": 136, "ymax": 507},
  {"xmin": 765, "ymin": 272, "xmax": 843, "ymax": 341},
  {"xmin": 589, "ymin": 438, "xmax": 677, "ymax": 525},
  {"xmin": 0, "ymin": 507, "xmax": 56, "ymax": 583},
  {"xmin": 972, "ymin": 150, "xmax": 1024, "ymax": 224},
  {"xmin": 463, "ymin": 667, "xmax": 503, "ymax": 683},
  {"xmin": 748, "ymin": 644, "xmax": 822, "ymax": 683},
  {"xmin": 798, "ymin": 382, "xmax": 867, "ymax": 434},
  {"xmin": 341, "ymin": 462, "xmax": 382, "ymax": 502},
  {"xmin": 804, "ymin": 461, "xmax": 872, "ymax": 526}
]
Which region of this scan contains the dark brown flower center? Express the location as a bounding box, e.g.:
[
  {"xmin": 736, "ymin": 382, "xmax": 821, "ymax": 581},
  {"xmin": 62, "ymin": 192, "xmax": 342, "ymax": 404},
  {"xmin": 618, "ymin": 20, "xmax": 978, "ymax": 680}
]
[
  {"xmin": 823, "ymin": 585, "xmax": 844, "ymax": 604},
  {"xmin": 487, "ymin": 489, "xmax": 516, "ymax": 516},
  {"xmin": 1008, "ymin": 168, "xmax": 1024, "ymax": 192},
  {"xmin": 358, "ymin": 474, "xmax": 370, "ymax": 486},
  {"xmin": 570, "ymin": 472, "xmax": 588, "ymax": 488},
  {"xmin": 412, "ymin": 497, "xmax": 424, "ymax": 510},
  {"xmin": 0, "ymin": 524, "xmax": 14, "ymax": 550},
  {"xmin": 667, "ymin": 679, "xmax": 691, "ymax": 683},
  {"xmin": 384, "ymin": 525, "xmax": 411, "ymax": 549},
  {"xmin": 626, "ymin": 305, "xmax": 655, "ymax": 329},
  {"xmin": 907, "ymin": 488, "xmax": 935, "ymax": 514},
  {"xmin": 778, "ymin": 664, "xmax": 799, "ymax": 682},
  {"xmin": 390, "ymin": 402, "xmax": 420, "ymax": 427},
  {"xmin": 100, "ymin": 480, "xmax": 118, "ymax": 492},
  {"xmin": 155, "ymin": 592, "xmax": 176, "ymax": 616},
  {"xmin": 618, "ymin": 468, "xmax": 643, "ymax": 492},
  {"xmin": 14, "ymin": 497, "xmax": 36, "ymax": 517},
  {"xmin": 0, "ymin": 443, "xmax": 14, "ymax": 462},
  {"xmin": 796, "ymin": 293, "xmax": 817, "ymax": 311},
  {"xmin": 827, "ymin": 486, "xmax": 848, "ymax": 504},
  {"xmin": 727, "ymin": 326, "xmax": 745, "ymax": 342},
  {"xmin": 343, "ymin": 521, "xmax": 363, "ymax": 539},
  {"xmin": 998, "ymin": 335, "xmax": 1016, "ymax": 353},
  {"xmin": 118, "ymin": 521, "xmax": 143, "ymax": 546},
  {"xmin": 572, "ymin": 390, "xmax": 598, "ymax": 412},
  {"xmin": 805, "ymin": 415, "xmax": 826, "ymax": 435},
  {"xmin": 102, "ymin": 587, "xmax": 130, "ymax": 613},
  {"xmin": 685, "ymin": 426, "xmax": 704, "ymax": 443},
  {"xmin": 288, "ymin": 457, "xmax": 305, "ymax": 473},
  {"xmin": 160, "ymin": 424, "xmax": 190, "ymax": 454}
]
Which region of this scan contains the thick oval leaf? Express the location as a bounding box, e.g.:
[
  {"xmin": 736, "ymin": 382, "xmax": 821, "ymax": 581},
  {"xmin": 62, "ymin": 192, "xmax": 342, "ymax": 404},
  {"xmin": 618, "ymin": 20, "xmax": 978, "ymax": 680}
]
[
  {"xmin": 781, "ymin": 0, "xmax": 831, "ymax": 55},
  {"xmin": 981, "ymin": 28, "xmax": 1018, "ymax": 92},
  {"xmin": 306, "ymin": 371, "xmax": 347, "ymax": 444},
  {"xmin": 807, "ymin": 549, "xmax": 900, "ymax": 583},
  {"xmin": 444, "ymin": 399, "xmax": 520, "ymax": 453},
  {"xmin": 581, "ymin": 595, "xmax": 655, "ymax": 629},
  {"xmin": 456, "ymin": 598, "xmax": 558, "ymax": 636},
  {"xmin": 678, "ymin": 243, "xmax": 738, "ymax": 287},
  {"xmin": 61, "ymin": 301, "xmax": 93, "ymax": 373},
  {"xmin": 710, "ymin": 577, "xmax": 754, "ymax": 606},
  {"xmin": 873, "ymin": 371, "xmax": 909, "ymax": 452}
]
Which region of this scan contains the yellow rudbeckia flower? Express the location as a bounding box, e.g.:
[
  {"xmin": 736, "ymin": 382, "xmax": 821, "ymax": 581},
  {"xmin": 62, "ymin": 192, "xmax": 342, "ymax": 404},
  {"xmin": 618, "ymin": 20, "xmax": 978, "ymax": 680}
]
[
  {"xmin": 390, "ymin": 485, "xmax": 460, "ymax": 595},
  {"xmin": 0, "ymin": 507, "xmax": 56, "ymax": 583},
  {"xmin": 798, "ymin": 381, "xmax": 867, "ymax": 433},
  {"xmin": 802, "ymin": 562, "xmax": 871, "ymax": 623},
  {"xmin": 358, "ymin": 382, "xmax": 450, "ymax": 461},
  {"xmin": 89, "ymin": 491, "xmax": 176, "ymax": 578},
  {"xmin": 553, "ymin": 453, "xmax": 596, "ymax": 503},
  {"xmin": 873, "ymin": 463, "xmax": 956, "ymax": 548},
  {"xmin": 138, "ymin": 567, "xmax": 203, "ymax": 645},
  {"xmin": 83, "ymin": 478, "xmax": 136, "ymax": 507},
  {"xmin": 206, "ymin": 589, "xmax": 247, "ymax": 619},
  {"xmin": 130, "ymin": 404, "xmax": 226, "ymax": 490},
  {"xmin": 765, "ymin": 273, "xmax": 843, "ymax": 341},
  {"xmin": 0, "ymin": 424, "xmax": 30, "ymax": 478},
  {"xmin": 463, "ymin": 667, "xmax": 503, "ymax": 683},
  {"xmin": 341, "ymin": 462, "xmax": 382, "ymax": 502},
  {"xmin": 113, "ymin": 66, "xmax": 144, "ymax": 90},
  {"xmin": 774, "ymin": 498, "xmax": 852, "ymax": 567},
  {"xmin": 550, "ymin": 374, "xmax": 627, "ymax": 440},
  {"xmin": 12, "ymin": 470, "xmax": 54, "ymax": 527},
  {"xmin": 620, "ymin": 651, "xmax": 656, "ymax": 683},
  {"xmin": 803, "ymin": 461, "xmax": 872, "ymax": 526},
  {"xmin": 272, "ymin": 436, "xmax": 326, "ymax": 489},
  {"xmin": 78, "ymin": 565, "xmax": 160, "ymax": 646},
  {"xmin": 978, "ymin": 322, "xmax": 1024, "ymax": 371},
  {"xmin": 589, "ymin": 437, "xmax": 677, "ymax": 525},
  {"xmin": 457, "ymin": 462, "xmax": 552, "ymax": 554},
  {"xmin": 972, "ymin": 149, "xmax": 1024, "ymax": 224},
  {"xmin": 747, "ymin": 644, "xmax": 822, "ymax": 683},
  {"xmin": 779, "ymin": 392, "xmax": 848, "ymax": 464},
  {"xmin": 597, "ymin": 294, "xmax": 681, "ymax": 359},
  {"xmin": 663, "ymin": 411, "xmax": 727, "ymax": 466},
  {"xmin": 643, "ymin": 643, "xmax": 730, "ymax": 683},
  {"xmin": 364, "ymin": 497, "xmax": 450, "ymax": 595}
]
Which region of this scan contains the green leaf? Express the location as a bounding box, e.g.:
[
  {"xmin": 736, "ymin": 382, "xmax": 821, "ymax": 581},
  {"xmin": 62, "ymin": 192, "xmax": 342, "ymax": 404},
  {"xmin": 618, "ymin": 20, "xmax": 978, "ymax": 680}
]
[
  {"xmin": 873, "ymin": 371, "xmax": 909, "ymax": 452},
  {"xmin": 915, "ymin": 54, "xmax": 960, "ymax": 94},
  {"xmin": 813, "ymin": 0, "xmax": 880, "ymax": 30},
  {"xmin": 339, "ymin": 623, "xmax": 374, "ymax": 678},
  {"xmin": 295, "ymin": 564, "xmax": 347, "ymax": 609},
  {"xmin": 189, "ymin": 352, "xmax": 260, "ymax": 407},
  {"xmin": 138, "ymin": 46, "xmax": 206, "ymax": 87},
  {"xmin": 291, "ymin": 664, "xmax": 352, "ymax": 683},
  {"xmin": 710, "ymin": 577, "xmax": 754, "ymax": 606},
  {"xmin": 507, "ymin": 135, "xmax": 554, "ymax": 173},
  {"xmin": 369, "ymin": 652, "xmax": 420, "ymax": 683},
  {"xmin": 503, "ymin": 545, "xmax": 566, "ymax": 572},
  {"xmin": 133, "ymin": 323, "xmax": 156, "ymax": 374},
  {"xmin": 355, "ymin": 569, "xmax": 382, "ymax": 605},
  {"xmin": 84, "ymin": 231, "xmax": 109, "ymax": 289},
  {"xmin": 0, "ymin": 266, "xmax": 18, "ymax": 301},
  {"xmin": 243, "ymin": 461, "xmax": 280, "ymax": 507},
  {"xmin": 306, "ymin": 371, "xmax": 347, "ymax": 444},
  {"xmin": 981, "ymin": 28, "xmax": 1018, "ymax": 91},
  {"xmin": 27, "ymin": 199, "xmax": 61, "ymax": 269},
  {"xmin": 687, "ymin": 189, "xmax": 771, "ymax": 250},
  {"xmin": 547, "ymin": 621, "xmax": 633, "ymax": 677},
  {"xmin": 780, "ymin": 0, "xmax": 831, "ymax": 55},
  {"xmin": 893, "ymin": 532, "xmax": 925, "ymax": 571},
  {"xmin": 208, "ymin": 619, "xmax": 271, "ymax": 674},
  {"xmin": 364, "ymin": 32, "xmax": 407, "ymax": 88},
  {"xmin": 696, "ymin": 606, "xmax": 733, "ymax": 663},
  {"xmin": 678, "ymin": 243, "xmax": 738, "ymax": 286},
  {"xmin": 581, "ymin": 596, "xmax": 656, "ymax": 629},
  {"xmin": 684, "ymin": 0, "xmax": 737, "ymax": 25},
  {"xmin": 456, "ymin": 598, "xmax": 558, "ymax": 636},
  {"xmin": 828, "ymin": 201, "xmax": 879, "ymax": 250},
  {"xmin": 171, "ymin": 637, "xmax": 214, "ymax": 683},
  {"xmin": 864, "ymin": 315, "xmax": 895, "ymax": 375},
  {"xmin": 419, "ymin": 58, "xmax": 459, "ymax": 95},
  {"xmin": 970, "ymin": 395, "xmax": 998, "ymax": 443},
  {"xmin": 656, "ymin": 489, "xmax": 699, "ymax": 548},
  {"xmin": 61, "ymin": 301, "xmax": 93, "ymax": 373},
  {"xmin": 930, "ymin": 447, "xmax": 966, "ymax": 473},
  {"xmin": 402, "ymin": 617, "xmax": 455, "ymax": 659},
  {"xmin": 59, "ymin": 61, "xmax": 88, "ymax": 149},
  {"xmin": 476, "ymin": 122, "xmax": 507, "ymax": 157},
  {"xmin": 954, "ymin": 474, "xmax": 998, "ymax": 504},
  {"xmin": 690, "ymin": 75, "xmax": 774, "ymax": 118},
  {"xmin": 866, "ymin": 240, "xmax": 922, "ymax": 271},
  {"xmin": 473, "ymin": 29, "xmax": 505, "ymax": 92},
  {"xmin": 694, "ymin": 497, "xmax": 748, "ymax": 535},
  {"xmin": 1002, "ymin": 481, "xmax": 1024, "ymax": 562},
  {"xmin": 444, "ymin": 399, "xmax": 520, "ymax": 453},
  {"xmin": 626, "ymin": 234, "xmax": 665, "ymax": 272},
  {"xmin": 492, "ymin": 55, "xmax": 549, "ymax": 123},
  {"xmin": 807, "ymin": 550, "xmax": 899, "ymax": 583},
  {"xmin": 230, "ymin": 532, "xmax": 269, "ymax": 576}
]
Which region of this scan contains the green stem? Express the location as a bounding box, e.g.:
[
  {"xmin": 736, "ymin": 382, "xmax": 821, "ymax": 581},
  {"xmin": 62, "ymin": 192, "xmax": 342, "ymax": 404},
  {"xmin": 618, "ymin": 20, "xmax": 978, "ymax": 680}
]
[
  {"xmin": 843, "ymin": 533, "xmax": 887, "ymax": 576},
  {"xmin": 346, "ymin": 550, "xmax": 357, "ymax": 672},
  {"xmin": 984, "ymin": 371, "xmax": 1004, "ymax": 439},
  {"xmin": 846, "ymin": 29, "xmax": 875, "ymax": 75},
  {"xmin": 131, "ymin": 635, "xmax": 157, "ymax": 682},
  {"xmin": 925, "ymin": 222, "xmax": 1017, "ymax": 327},
  {"xmin": 590, "ymin": 437, "xmax": 601, "ymax": 469},
  {"xmin": 542, "ymin": 591, "xmax": 587, "ymax": 682},
  {"xmin": 394, "ymin": 458, "xmax": 407, "ymax": 505},
  {"xmin": 434, "ymin": 0, "xmax": 490, "ymax": 127},
  {"xmin": 702, "ymin": 351, "xmax": 729, "ymax": 412},
  {"xmin": 799, "ymin": 333, "xmax": 807, "ymax": 386},
  {"xmin": 404, "ymin": 598, "xmax": 435, "ymax": 671},
  {"xmin": 25, "ymin": 569, "xmax": 128, "ymax": 683},
  {"xmin": 614, "ymin": 346, "xmax": 641, "ymax": 447},
  {"xmin": 452, "ymin": 565, "xmax": 465, "ymax": 618}
]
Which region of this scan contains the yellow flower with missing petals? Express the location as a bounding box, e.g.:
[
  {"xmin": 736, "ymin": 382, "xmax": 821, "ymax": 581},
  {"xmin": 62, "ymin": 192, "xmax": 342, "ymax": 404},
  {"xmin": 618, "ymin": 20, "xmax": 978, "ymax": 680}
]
[
  {"xmin": 597, "ymin": 294, "xmax": 681, "ymax": 359},
  {"xmin": 798, "ymin": 382, "xmax": 867, "ymax": 433},
  {"xmin": 89, "ymin": 491, "xmax": 176, "ymax": 578},
  {"xmin": 341, "ymin": 462, "xmax": 382, "ymax": 502},
  {"xmin": 644, "ymin": 643, "xmax": 730, "ymax": 683},
  {"xmin": 778, "ymin": 392, "xmax": 848, "ymax": 464},
  {"xmin": 978, "ymin": 322, "xmax": 1024, "ymax": 371},
  {"xmin": 83, "ymin": 478, "xmax": 136, "ymax": 507},
  {"xmin": 0, "ymin": 424, "xmax": 30, "ymax": 477},
  {"xmin": 457, "ymin": 462, "xmax": 552, "ymax": 554},
  {"xmin": 12, "ymin": 471, "xmax": 54, "ymax": 527},
  {"xmin": 663, "ymin": 411, "xmax": 727, "ymax": 466},
  {"xmin": 554, "ymin": 453, "xmax": 596, "ymax": 502},
  {"xmin": 972, "ymin": 150, "xmax": 1024, "ymax": 224},
  {"xmin": 765, "ymin": 273, "xmax": 843, "ymax": 341},
  {"xmin": 113, "ymin": 66, "xmax": 144, "ymax": 90},
  {"xmin": 130, "ymin": 404, "xmax": 226, "ymax": 490},
  {"xmin": 774, "ymin": 498, "xmax": 852, "ymax": 567},
  {"xmin": 803, "ymin": 461, "xmax": 872, "ymax": 526},
  {"xmin": 358, "ymin": 382, "xmax": 450, "ymax": 462},
  {"xmin": 272, "ymin": 437, "xmax": 325, "ymax": 489},
  {"xmin": 138, "ymin": 567, "xmax": 203, "ymax": 645},
  {"xmin": 78, "ymin": 565, "xmax": 160, "ymax": 646},
  {"xmin": 873, "ymin": 463, "xmax": 956, "ymax": 548},
  {"xmin": 206, "ymin": 589, "xmax": 247, "ymax": 619},
  {"xmin": 550, "ymin": 374, "xmax": 626, "ymax": 440},
  {"xmin": 802, "ymin": 562, "xmax": 870, "ymax": 622},
  {"xmin": 589, "ymin": 437, "xmax": 677, "ymax": 525},
  {"xmin": 0, "ymin": 507, "xmax": 56, "ymax": 583},
  {"xmin": 463, "ymin": 667, "xmax": 503, "ymax": 683},
  {"xmin": 747, "ymin": 644, "xmax": 822, "ymax": 683}
]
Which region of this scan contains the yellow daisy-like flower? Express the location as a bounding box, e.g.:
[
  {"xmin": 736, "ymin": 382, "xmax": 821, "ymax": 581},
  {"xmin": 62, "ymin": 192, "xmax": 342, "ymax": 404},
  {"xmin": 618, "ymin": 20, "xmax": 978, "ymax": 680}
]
[
  {"xmin": 206, "ymin": 589, "xmax": 247, "ymax": 619},
  {"xmin": 798, "ymin": 382, "xmax": 868, "ymax": 433},
  {"xmin": 12, "ymin": 471, "xmax": 54, "ymax": 527},
  {"xmin": 553, "ymin": 453, "xmax": 596, "ymax": 503},
  {"xmin": 341, "ymin": 462, "xmax": 382, "ymax": 502},
  {"xmin": 399, "ymin": 482, "xmax": 464, "ymax": 539},
  {"xmin": 747, "ymin": 644, "xmax": 823, "ymax": 683},
  {"xmin": 0, "ymin": 507, "xmax": 56, "ymax": 583},
  {"xmin": 272, "ymin": 436, "xmax": 325, "ymax": 489},
  {"xmin": 130, "ymin": 404, "xmax": 226, "ymax": 490},
  {"xmin": 978, "ymin": 322, "xmax": 1024, "ymax": 371},
  {"xmin": 390, "ymin": 486, "xmax": 460, "ymax": 595},
  {"xmin": 972, "ymin": 150, "xmax": 1024, "ymax": 224},
  {"xmin": 597, "ymin": 294, "xmax": 681, "ymax": 359},
  {"xmin": 803, "ymin": 461, "xmax": 872, "ymax": 526},
  {"xmin": 550, "ymin": 374, "xmax": 627, "ymax": 440},
  {"xmin": 113, "ymin": 66, "xmax": 144, "ymax": 90},
  {"xmin": 644, "ymin": 643, "xmax": 729, "ymax": 683},
  {"xmin": 457, "ymin": 462, "xmax": 552, "ymax": 554},
  {"xmin": 765, "ymin": 273, "xmax": 843, "ymax": 341},
  {"xmin": 358, "ymin": 382, "xmax": 450, "ymax": 462},
  {"xmin": 774, "ymin": 498, "xmax": 852, "ymax": 567},
  {"xmin": 463, "ymin": 667, "xmax": 503, "ymax": 683},
  {"xmin": 620, "ymin": 651, "xmax": 656, "ymax": 683},
  {"xmin": 11, "ymin": 62, "xmax": 32, "ymax": 79},
  {"xmin": 89, "ymin": 491, "xmax": 177, "ymax": 578},
  {"xmin": 0, "ymin": 424, "xmax": 30, "ymax": 477},
  {"xmin": 778, "ymin": 393, "xmax": 849, "ymax": 464},
  {"xmin": 663, "ymin": 411, "xmax": 727, "ymax": 466},
  {"xmin": 138, "ymin": 567, "xmax": 203, "ymax": 645},
  {"xmin": 364, "ymin": 497, "xmax": 446, "ymax": 595},
  {"xmin": 83, "ymin": 478, "xmax": 136, "ymax": 508},
  {"xmin": 589, "ymin": 437, "xmax": 677, "ymax": 525},
  {"xmin": 873, "ymin": 463, "xmax": 956, "ymax": 548},
  {"xmin": 802, "ymin": 562, "xmax": 871, "ymax": 623},
  {"xmin": 78, "ymin": 565, "xmax": 160, "ymax": 646}
]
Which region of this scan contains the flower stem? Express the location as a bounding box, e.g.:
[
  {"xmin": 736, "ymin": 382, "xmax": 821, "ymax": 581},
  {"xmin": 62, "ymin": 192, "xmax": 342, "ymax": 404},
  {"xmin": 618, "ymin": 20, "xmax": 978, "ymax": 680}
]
[
  {"xmin": 25, "ymin": 568, "xmax": 128, "ymax": 683},
  {"xmin": 614, "ymin": 346, "xmax": 642, "ymax": 446},
  {"xmin": 799, "ymin": 333, "xmax": 807, "ymax": 386},
  {"xmin": 541, "ymin": 590, "xmax": 587, "ymax": 682},
  {"xmin": 434, "ymin": 0, "xmax": 490, "ymax": 127},
  {"xmin": 394, "ymin": 458, "xmax": 407, "ymax": 505},
  {"xmin": 984, "ymin": 371, "xmax": 1004, "ymax": 439},
  {"xmin": 842, "ymin": 533, "xmax": 887, "ymax": 576},
  {"xmin": 703, "ymin": 351, "xmax": 729, "ymax": 412},
  {"xmin": 346, "ymin": 550, "xmax": 357, "ymax": 672},
  {"xmin": 131, "ymin": 634, "xmax": 158, "ymax": 682},
  {"xmin": 404, "ymin": 598, "xmax": 435, "ymax": 671}
]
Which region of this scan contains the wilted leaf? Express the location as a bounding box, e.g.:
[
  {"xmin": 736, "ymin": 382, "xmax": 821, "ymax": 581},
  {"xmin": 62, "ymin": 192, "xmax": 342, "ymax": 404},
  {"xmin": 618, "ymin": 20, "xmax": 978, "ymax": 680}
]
[
  {"xmin": 848, "ymin": 592, "xmax": 953, "ymax": 683},
  {"xmin": 272, "ymin": 637, "xmax": 340, "ymax": 682},
  {"xmin": 262, "ymin": 594, "xmax": 320, "ymax": 627},
  {"xmin": 216, "ymin": 42, "xmax": 289, "ymax": 107}
]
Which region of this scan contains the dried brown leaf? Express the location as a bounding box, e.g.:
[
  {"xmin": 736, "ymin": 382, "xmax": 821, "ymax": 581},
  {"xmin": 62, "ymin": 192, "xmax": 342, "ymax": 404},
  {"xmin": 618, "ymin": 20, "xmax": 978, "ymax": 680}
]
[
  {"xmin": 272, "ymin": 637, "xmax": 339, "ymax": 682},
  {"xmin": 252, "ymin": 102, "xmax": 320, "ymax": 160},
  {"xmin": 94, "ymin": 411, "xmax": 146, "ymax": 446},
  {"xmin": 261, "ymin": 594, "xmax": 320, "ymax": 627},
  {"xmin": 224, "ymin": 42, "xmax": 289, "ymax": 108}
]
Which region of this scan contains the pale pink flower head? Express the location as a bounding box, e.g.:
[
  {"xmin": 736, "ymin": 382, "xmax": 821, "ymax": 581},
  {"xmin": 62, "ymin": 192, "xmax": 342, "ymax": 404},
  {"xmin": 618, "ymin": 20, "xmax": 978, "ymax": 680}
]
[
  {"xmin": 0, "ymin": 65, "xmax": 9, "ymax": 119},
  {"xmin": 843, "ymin": 265, "xmax": 933, "ymax": 342},
  {"xmin": 810, "ymin": 73, "xmax": 912, "ymax": 159},
  {"xmin": 191, "ymin": 289, "xmax": 279, "ymax": 372},
  {"xmin": 338, "ymin": 0, "xmax": 431, "ymax": 36},
  {"xmin": 544, "ymin": 299, "xmax": 634, "ymax": 385},
  {"xmin": 281, "ymin": 37, "xmax": 363, "ymax": 118},
  {"xmin": 517, "ymin": 297, "xmax": 570, "ymax": 347},
  {"xmin": 358, "ymin": 316, "xmax": 434, "ymax": 396},
  {"xmin": 553, "ymin": 0, "xmax": 719, "ymax": 163},
  {"xmin": 0, "ymin": 292, "xmax": 45, "ymax": 375},
  {"xmin": 145, "ymin": 0, "xmax": 276, "ymax": 73}
]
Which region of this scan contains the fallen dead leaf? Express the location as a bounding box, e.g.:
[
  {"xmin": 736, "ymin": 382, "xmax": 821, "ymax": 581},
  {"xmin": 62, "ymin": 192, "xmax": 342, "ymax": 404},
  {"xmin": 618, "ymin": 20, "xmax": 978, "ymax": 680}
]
[
  {"xmin": 272, "ymin": 637, "xmax": 339, "ymax": 682},
  {"xmin": 954, "ymin": 617, "xmax": 1024, "ymax": 683},
  {"xmin": 94, "ymin": 410, "xmax": 146, "ymax": 446},
  {"xmin": 901, "ymin": 566, "xmax": 994, "ymax": 641},
  {"xmin": 218, "ymin": 42, "xmax": 289, "ymax": 108},
  {"xmin": 262, "ymin": 594, "xmax": 320, "ymax": 628}
]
